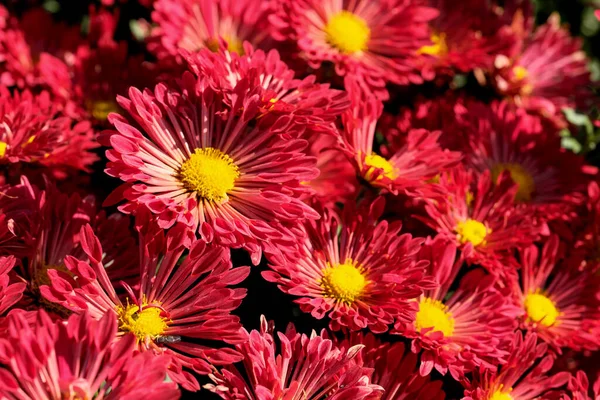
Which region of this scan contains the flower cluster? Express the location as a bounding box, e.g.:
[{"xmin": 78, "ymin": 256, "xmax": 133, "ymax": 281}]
[{"xmin": 0, "ymin": 0, "xmax": 599, "ymax": 398}]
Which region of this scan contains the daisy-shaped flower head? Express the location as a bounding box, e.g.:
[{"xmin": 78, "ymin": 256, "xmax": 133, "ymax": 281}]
[
  {"xmin": 0, "ymin": 310, "xmax": 179, "ymax": 400},
  {"xmin": 42, "ymin": 213, "xmax": 250, "ymax": 391},
  {"xmin": 264, "ymin": 197, "xmax": 435, "ymax": 333},
  {"xmin": 103, "ymin": 63, "xmax": 320, "ymax": 265},
  {"xmin": 339, "ymin": 93, "xmax": 461, "ymax": 196},
  {"xmin": 337, "ymin": 332, "xmax": 446, "ymax": 400},
  {"xmin": 205, "ymin": 315, "xmax": 384, "ymax": 399},
  {"xmin": 462, "ymin": 101, "xmax": 596, "ymax": 220},
  {"xmin": 0, "ymin": 6, "xmax": 79, "ymax": 100},
  {"xmin": 273, "ymin": 0, "xmax": 438, "ymax": 99},
  {"xmin": 184, "ymin": 45, "xmax": 350, "ymax": 136},
  {"xmin": 493, "ymin": 13, "xmax": 592, "ymax": 121},
  {"xmin": 462, "ymin": 332, "xmax": 571, "ymax": 400},
  {"xmin": 150, "ymin": 0, "xmax": 274, "ymax": 61},
  {"xmin": 395, "ymin": 236, "xmax": 519, "ymax": 378},
  {"xmin": 0, "ymin": 256, "xmax": 25, "ymax": 317},
  {"xmin": 509, "ymin": 235, "xmax": 600, "ymax": 352},
  {"xmin": 421, "ymin": 165, "xmax": 540, "ymax": 273},
  {"xmin": 0, "ymin": 88, "xmax": 98, "ymax": 179}
]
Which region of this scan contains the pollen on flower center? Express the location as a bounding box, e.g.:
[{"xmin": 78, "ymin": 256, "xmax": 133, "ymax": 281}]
[
  {"xmin": 116, "ymin": 303, "xmax": 169, "ymax": 342},
  {"xmin": 415, "ymin": 297, "xmax": 455, "ymax": 336},
  {"xmin": 513, "ymin": 65, "xmax": 529, "ymax": 81},
  {"xmin": 324, "ymin": 11, "xmax": 370, "ymax": 54},
  {"xmin": 364, "ymin": 153, "xmax": 397, "ymax": 181},
  {"xmin": 491, "ymin": 163, "xmax": 535, "ymax": 202},
  {"xmin": 418, "ymin": 32, "xmax": 448, "ymax": 56},
  {"xmin": 179, "ymin": 147, "xmax": 240, "ymax": 203},
  {"xmin": 456, "ymin": 219, "xmax": 488, "ymax": 247},
  {"xmin": 88, "ymin": 100, "xmax": 119, "ymax": 121},
  {"xmin": 321, "ymin": 260, "xmax": 367, "ymax": 304},
  {"xmin": 0, "ymin": 141, "xmax": 7, "ymax": 157},
  {"xmin": 206, "ymin": 35, "xmax": 244, "ymax": 55},
  {"xmin": 490, "ymin": 389, "xmax": 513, "ymax": 400},
  {"xmin": 524, "ymin": 293, "xmax": 559, "ymax": 327}
]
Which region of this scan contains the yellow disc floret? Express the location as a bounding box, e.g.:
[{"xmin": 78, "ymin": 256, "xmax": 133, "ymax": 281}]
[
  {"xmin": 324, "ymin": 11, "xmax": 370, "ymax": 54},
  {"xmin": 490, "ymin": 388, "xmax": 513, "ymax": 400},
  {"xmin": 418, "ymin": 32, "xmax": 449, "ymax": 57},
  {"xmin": 88, "ymin": 100, "xmax": 119, "ymax": 121},
  {"xmin": 364, "ymin": 153, "xmax": 397, "ymax": 181},
  {"xmin": 524, "ymin": 292, "xmax": 559, "ymax": 327},
  {"xmin": 0, "ymin": 141, "xmax": 7, "ymax": 158},
  {"xmin": 321, "ymin": 260, "xmax": 367, "ymax": 304},
  {"xmin": 491, "ymin": 163, "xmax": 535, "ymax": 202},
  {"xmin": 456, "ymin": 219, "xmax": 488, "ymax": 247},
  {"xmin": 179, "ymin": 147, "xmax": 240, "ymax": 203},
  {"xmin": 513, "ymin": 65, "xmax": 529, "ymax": 81},
  {"xmin": 415, "ymin": 297, "xmax": 455, "ymax": 337},
  {"xmin": 116, "ymin": 303, "xmax": 169, "ymax": 342}
]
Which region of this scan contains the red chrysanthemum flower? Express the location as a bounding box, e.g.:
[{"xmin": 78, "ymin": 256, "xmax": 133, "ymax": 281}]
[
  {"xmin": 507, "ymin": 235, "xmax": 600, "ymax": 352},
  {"xmin": 184, "ymin": 45, "xmax": 350, "ymax": 136},
  {"xmin": 462, "ymin": 332, "xmax": 570, "ymax": 400},
  {"xmin": 460, "ymin": 101, "xmax": 596, "ymax": 220},
  {"xmin": 337, "ymin": 332, "xmax": 446, "ymax": 400},
  {"xmin": 0, "ymin": 256, "xmax": 24, "ymax": 317},
  {"xmin": 338, "ymin": 96, "xmax": 460, "ymax": 196},
  {"xmin": 0, "ymin": 7, "xmax": 79, "ymax": 100},
  {"xmin": 0, "ymin": 87, "xmax": 98, "ymax": 179},
  {"xmin": 264, "ymin": 197, "xmax": 435, "ymax": 332},
  {"xmin": 103, "ymin": 60, "xmax": 320, "ymax": 264},
  {"xmin": 272, "ymin": 0, "xmax": 438, "ymax": 99},
  {"xmin": 205, "ymin": 315, "xmax": 383, "ymax": 399},
  {"xmin": 416, "ymin": 0, "xmax": 516, "ymax": 80},
  {"xmin": 0, "ymin": 310, "xmax": 179, "ymax": 400},
  {"xmin": 493, "ymin": 13, "xmax": 592, "ymax": 121},
  {"xmin": 150, "ymin": 0, "xmax": 274, "ymax": 61},
  {"xmin": 42, "ymin": 213, "xmax": 249, "ymax": 391},
  {"xmin": 13, "ymin": 184, "xmax": 138, "ymax": 315},
  {"xmin": 395, "ymin": 237, "xmax": 518, "ymax": 378},
  {"xmin": 420, "ymin": 165, "xmax": 540, "ymax": 272}
]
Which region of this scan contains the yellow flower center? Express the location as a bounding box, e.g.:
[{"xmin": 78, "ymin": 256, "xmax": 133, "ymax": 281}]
[
  {"xmin": 418, "ymin": 32, "xmax": 448, "ymax": 56},
  {"xmin": 88, "ymin": 100, "xmax": 119, "ymax": 121},
  {"xmin": 455, "ymin": 219, "xmax": 488, "ymax": 247},
  {"xmin": 179, "ymin": 147, "xmax": 240, "ymax": 203},
  {"xmin": 364, "ymin": 154, "xmax": 397, "ymax": 181},
  {"xmin": 321, "ymin": 260, "xmax": 367, "ymax": 304},
  {"xmin": 206, "ymin": 35, "xmax": 244, "ymax": 55},
  {"xmin": 513, "ymin": 65, "xmax": 529, "ymax": 81},
  {"xmin": 491, "ymin": 163, "xmax": 535, "ymax": 202},
  {"xmin": 490, "ymin": 389, "xmax": 513, "ymax": 400},
  {"xmin": 116, "ymin": 303, "xmax": 169, "ymax": 342},
  {"xmin": 324, "ymin": 11, "xmax": 370, "ymax": 54},
  {"xmin": 0, "ymin": 141, "xmax": 7, "ymax": 157},
  {"xmin": 415, "ymin": 297, "xmax": 455, "ymax": 337},
  {"xmin": 524, "ymin": 293, "xmax": 559, "ymax": 327}
]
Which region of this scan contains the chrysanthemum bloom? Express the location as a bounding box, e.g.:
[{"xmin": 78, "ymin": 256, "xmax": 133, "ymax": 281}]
[
  {"xmin": 264, "ymin": 197, "xmax": 435, "ymax": 332},
  {"xmin": 0, "ymin": 256, "xmax": 25, "ymax": 317},
  {"xmin": 0, "ymin": 7, "xmax": 79, "ymax": 100},
  {"xmin": 337, "ymin": 332, "xmax": 446, "ymax": 400},
  {"xmin": 0, "ymin": 87, "xmax": 98, "ymax": 178},
  {"xmin": 461, "ymin": 101, "xmax": 596, "ymax": 220},
  {"xmin": 338, "ymin": 96, "xmax": 461, "ymax": 196},
  {"xmin": 272, "ymin": 0, "xmax": 438, "ymax": 99},
  {"xmin": 303, "ymin": 133, "xmax": 358, "ymax": 205},
  {"xmin": 508, "ymin": 235, "xmax": 600, "ymax": 352},
  {"xmin": 493, "ymin": 13, "xmax": 592, "ymax": 121},
  {"xmin": 205, "ymin": 316, "xmax": 383, "ymax": 399},
  {"xmin": 417, "ymin": 0, "xmax": 516, "ymax": 80},
  {"xmin": 395, "ymin": 237, "xmax": 519, "ymax": 378},
  {"xmin": 462, "ymin": 332, "xmax": 570, "ymax": 400},
  {"xmin": 0, "ymin": 310, "xmax": 179, "ymax": 400},
  {"xmin": 150, "ymin": 0, "xmax": 274, "ymax": 61},
  {"xmin": 569, "ymin": 370, "xmax": 600, "ymax": 400},
  {"xmin": 184, "ymin": 45, "xmax": 350, "ymax": 135},
  {"xmin": 420, "ymin": 165, "xmax": 539, "ymax": 272},
  {"xmin": 104, "ymin": 65, "xmax": 319, "ymax": 264},
  {"xmin": 42, "ymin": 215, "xmax": 250, "ymax": 391},
  {"xmin": 15, "ymin": 184, "xmax": 138, "ymax": 314}
]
